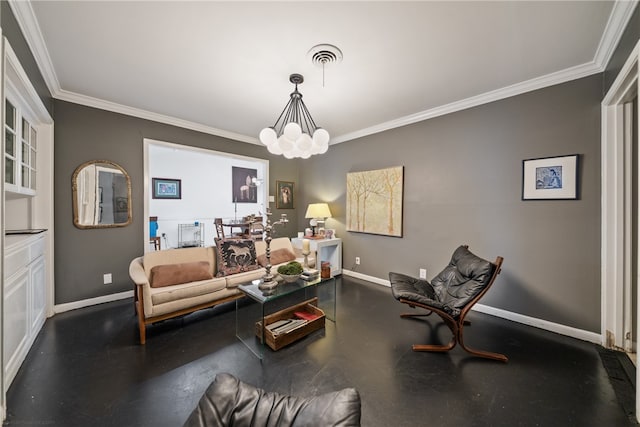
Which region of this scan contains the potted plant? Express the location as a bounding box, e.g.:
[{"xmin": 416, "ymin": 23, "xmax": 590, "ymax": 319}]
[{"xmin": 277, "ymin": 261, "xmax": 303, "ymax": 282}]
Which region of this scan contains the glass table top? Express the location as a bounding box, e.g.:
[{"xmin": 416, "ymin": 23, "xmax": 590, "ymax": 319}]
[{"xmin": 239, "ymin": 276, "xmax": 331, "ymax": 303}]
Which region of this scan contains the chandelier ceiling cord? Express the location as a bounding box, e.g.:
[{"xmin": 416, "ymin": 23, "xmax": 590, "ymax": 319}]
[{"xmin": 259, "ymin": 73, "xmax": 329, "ymax": 159}]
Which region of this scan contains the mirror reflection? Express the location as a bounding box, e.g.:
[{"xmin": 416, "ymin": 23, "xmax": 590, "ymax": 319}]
[{"xmin": 72, "ymin": 160, "xmax": 132, "ymax": 228}]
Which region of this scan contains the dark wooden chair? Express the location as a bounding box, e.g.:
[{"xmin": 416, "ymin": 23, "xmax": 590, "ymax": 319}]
[
  {"xmin": 389, "ymin": 245, "xmax": 506, "ymax": 362},
  {"xmin": 247, "ymin": 215, "xmax": 264, "ymax": 240},
  {"xmin": 214, "ymin": 218, "xmax": 226, "ymax": 238}
]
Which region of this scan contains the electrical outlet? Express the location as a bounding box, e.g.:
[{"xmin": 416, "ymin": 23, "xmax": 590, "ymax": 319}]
[
  {"xmin": 103, "ymin": 273, "xmax": 112, "ymax": 285},
  {"xmin": 419, "ymin": 268, "xmax": 427, "ymax": 279},
  {"xmin": 355, "ymin": 257, "xmax": 361, "ymax": 265}
]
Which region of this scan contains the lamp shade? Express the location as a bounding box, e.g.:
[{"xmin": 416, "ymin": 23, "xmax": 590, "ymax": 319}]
[{"xmin": 305, "ymin": 203, "xmax": 332, "ymax": 219}]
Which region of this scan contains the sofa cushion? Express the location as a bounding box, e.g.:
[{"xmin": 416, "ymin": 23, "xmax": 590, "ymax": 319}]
[
  {"xmin": 150, "ymin": 277, "xmax": 228, "ymax": 306},
  {"xmin": 215, "ymin": 238, "xmax": 260, "ymax": 277},
  {"xmin": 143, "ymin": 247, "xmax": 215, "ymax": 279},
  {"xmin": 256, "ymin": 248, "xmax": 296, "ymax": 267},
  {"xmin": 149, "ymin": 261, "xmax": 213, "ymax": 288}
]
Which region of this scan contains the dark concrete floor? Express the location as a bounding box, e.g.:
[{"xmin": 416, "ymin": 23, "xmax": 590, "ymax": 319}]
[{"xmin": 3, "ymin": 276, "xmax": 637, "ymax": 426}]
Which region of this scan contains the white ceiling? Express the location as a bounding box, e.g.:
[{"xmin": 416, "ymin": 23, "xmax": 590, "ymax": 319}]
[{"xmin": 10, "ymin": 1, "xmax": 638, "ymax": 146}]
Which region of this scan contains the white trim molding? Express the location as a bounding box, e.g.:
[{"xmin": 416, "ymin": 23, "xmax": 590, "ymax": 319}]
[
  {"xmin": 54, "ymin": 290, "xmax": 134, "ymax": 314},
  {"xmin": 56, "ymin": 89, "xmax": 260, "ymax": 145},
  {"xmin": 473, "ymin": 304, "xmax": 601, "ymax": 344},
  {"xmin": 343, "ymin": 269, "xmax": 602, "ymax": 344},
  {"xmin": 601, "ymin": 38, "xmax": 640, "ymax": 350},
  {"xmin": 8, "ymin": 0, "xmax": 638, "ymax": 146}
]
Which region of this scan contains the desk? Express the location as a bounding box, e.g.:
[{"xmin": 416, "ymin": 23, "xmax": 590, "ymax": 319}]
[
  {"xmin": 291, "ymin": 237, "xmax": 342, "ymax": 277},
  {"xmin": 221, "ymin": 220, "xmax": 250, "ymax": 237}
]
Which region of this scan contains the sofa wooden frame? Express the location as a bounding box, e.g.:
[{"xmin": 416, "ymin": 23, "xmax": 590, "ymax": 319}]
[{"xmin": 133, "ymin": 284, "xmax": 242, "ymax": 345}]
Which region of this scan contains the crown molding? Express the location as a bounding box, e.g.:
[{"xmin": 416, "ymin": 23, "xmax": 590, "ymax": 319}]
[
  {"xmin": 55, "ymin": 89, "xmax": 261, "ymax": 145},
  {"xmin": 332, "ymin": 60, "xmax": 602, "ymax": 144},
  {"xmin": 8, "ymin": 0, "xmax": 60, "ymax": 95},
  {"xmin": 593, "ymin": 0, "xmax": 638, "ymax": 69},
  {"xmin": 10, "ymin": 0, "xmax": 638, "ymax": 147}
]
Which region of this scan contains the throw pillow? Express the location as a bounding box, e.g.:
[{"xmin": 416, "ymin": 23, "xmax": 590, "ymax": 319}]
[
  {"xmin": 256, "ymin": 248, "xmax": 297, "ymax": 267},
  {"xmin": 150, "ymin": 261, "xmax": 213, "ymax": 288},
  {"xmin": 215, "ymin": 238, "xmax": 261, "ymax": 277}
]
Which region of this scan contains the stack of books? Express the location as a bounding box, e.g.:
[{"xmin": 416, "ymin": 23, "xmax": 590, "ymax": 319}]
[
  {"xmin": 266, "ymin": 319, "xmax": 307, "ymax": 336},
  {"xmin": 301, "ymin": 268, "xmax": 319, "ymax": 281}
]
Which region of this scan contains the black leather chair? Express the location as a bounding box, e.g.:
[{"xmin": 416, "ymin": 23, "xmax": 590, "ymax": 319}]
[
  {"xmin": 183, "ymin": 373, "xmax": 361, "ymax": 426},
  {"xmin": 389, "ymin": 245, "xmax": 506, "ymax": 362}
]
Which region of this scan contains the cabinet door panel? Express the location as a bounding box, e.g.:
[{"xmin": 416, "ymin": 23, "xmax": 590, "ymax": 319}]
[
  {"xmin": 4, "ymin": 270, "xmax": 29, "ymax": 379},
  {"xmin": 31, "ymin": 258, "xmax": 46, "ymax": 331}
]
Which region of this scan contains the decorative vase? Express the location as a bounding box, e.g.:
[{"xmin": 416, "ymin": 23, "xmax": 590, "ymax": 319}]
[{"xmin": 279, "ymin": 274, "xmax": 301, "ymax": 283}]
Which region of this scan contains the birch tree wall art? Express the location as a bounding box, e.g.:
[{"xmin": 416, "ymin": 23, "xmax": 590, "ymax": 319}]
[{"xmin": 346, "ymin": 166, "xmax": 403, "ymax": 237}]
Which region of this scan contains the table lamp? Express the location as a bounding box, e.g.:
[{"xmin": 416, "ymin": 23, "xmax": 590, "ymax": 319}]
[{"xmin": 304, "ymin": 203, "xmax": 332, "ymax": 236}]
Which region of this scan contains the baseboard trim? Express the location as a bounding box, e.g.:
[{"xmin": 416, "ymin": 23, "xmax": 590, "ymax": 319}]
[
  {"xmin": 342, "ymin": 269, "xmax": 602, "ymax": 344},
  {"xmin": 343, "ymin": 269, "xmax": 391, "ymax": 287},
  {"xmin": 54, "ymin": 290, "xmax": 134, "ymax": 314},
  {"xmin": 473, "ymin": 303, "xmax": 602, "ymax": 344}
]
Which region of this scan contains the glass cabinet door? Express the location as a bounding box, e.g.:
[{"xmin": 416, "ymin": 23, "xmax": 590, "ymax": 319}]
[
  {"xmin": 5, "ymin": 99, "xmax": 16, "ymax": 185},
  {"xmin": 21, "ymin": 117, "xmax": 36, "ymax": 190},
  {"xmin": 4, "ymin": 97, "xmax": 37, "ymax": 193}
]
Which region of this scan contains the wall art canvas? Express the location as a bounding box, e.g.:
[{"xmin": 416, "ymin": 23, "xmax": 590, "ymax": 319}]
[
  {"xmin": 522, "ymin": 154, "xmax": 578, "ymax": 200},
  {"xmin": 276, "ymin": 180, "xmax": 295, "ymax": 209},
  {"xmin": 232, "ymin": 166, "xmax": 258, "ymax": 203},
  {"xmin": 347, "ymin": 166, "xmax": 404, "ymax": 237}
]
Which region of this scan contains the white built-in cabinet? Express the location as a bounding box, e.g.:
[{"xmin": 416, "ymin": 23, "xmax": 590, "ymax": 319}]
[
  {"xmin": 1, "ymin": 36, "xmax": 55, "ymax": 413},
  {"xmin": 3, "ymin": 233, "xmax": 46, "ymax": 389}
]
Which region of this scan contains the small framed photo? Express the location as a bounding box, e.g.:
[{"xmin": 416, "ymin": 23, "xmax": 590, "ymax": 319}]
[
  {"xmin": 325, "ymin": 229, "xmax": 335, "ymax": 239},
  {"xmin": 152, "ymin": 178, "xmax": 182, "ymax": 199},
  {"xmin": 522, "ymin": 154, "xmax": 578, "ymax": 200},
  {"xmin": 276, "ymin": 180, "xmax": 295, "ymax": 209}
]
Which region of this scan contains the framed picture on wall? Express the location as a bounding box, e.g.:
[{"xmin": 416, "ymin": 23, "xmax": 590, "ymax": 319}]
[
  {"xmin": 346, "ymin": 166, "xmax": 404, "ymax": 237},
  {"xmin": 232, "ymin": 166, "xmax": 258, "ymax": 203},
  {"xmin": 152, "ymin": 178, "xmax": 182, "ymax": 199},
  {"xmin": 276, "ymin": 180, "xmax": 295, "ymax": 209},
  {"xmin": 522, "ymin": 154, "xmax": 579, "ymax": 200}
]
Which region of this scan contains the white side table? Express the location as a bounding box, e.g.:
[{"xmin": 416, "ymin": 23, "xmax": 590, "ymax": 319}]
[{"xmin": 291, "ymin": 237, "xmax": 342, "ymax": 277}]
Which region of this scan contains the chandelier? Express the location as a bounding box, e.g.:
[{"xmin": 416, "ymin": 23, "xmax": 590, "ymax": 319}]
[{"xmin": 259, "ymin": 74, "xmax": 329, "ymax": 159}]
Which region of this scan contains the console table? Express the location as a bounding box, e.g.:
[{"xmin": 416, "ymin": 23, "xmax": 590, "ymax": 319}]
[
  {"xmin": 291, "ymin": 237, "xmax": 342, "ymax": 277},
  {"xmin": 236, "ymin": 276, "xmax": 336, "ymax": 360}
]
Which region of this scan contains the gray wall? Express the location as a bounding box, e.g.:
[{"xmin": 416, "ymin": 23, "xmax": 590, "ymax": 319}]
[
  {"xmin": 299, "ymin": 75, "xmax": 602, "ymax": 333},
  {"xmin": 4, "ymin": 2, "xmax": 638, "ymax": 333},
  {"xmin": 54, "ymin": 100, "xmax": 300, "ymax": 304}
]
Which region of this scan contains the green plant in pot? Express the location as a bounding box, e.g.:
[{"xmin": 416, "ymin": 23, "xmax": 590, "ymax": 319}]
[{"xmin": 277, "ymin": 261, "xmax": 303, "ymax": 282}]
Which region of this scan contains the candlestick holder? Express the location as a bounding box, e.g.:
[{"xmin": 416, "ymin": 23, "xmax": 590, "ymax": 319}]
[
  {"xmin": 302, "ymin": 249, "xmax": 310, "ymax": 269},
  {"xmin": 259, "ymin": 208, "xmax": 289, "ymax": 291}
]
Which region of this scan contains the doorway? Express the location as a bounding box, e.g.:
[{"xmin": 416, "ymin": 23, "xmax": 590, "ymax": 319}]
[
  {"xmin": 142, "ymin": 138, "xmax": 269, "ymax": 250},
  {"xmin": 601, "ymin": 39, "xmax": 640, "ymax": 420}
]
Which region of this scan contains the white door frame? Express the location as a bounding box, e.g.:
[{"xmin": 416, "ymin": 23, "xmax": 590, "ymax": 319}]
[{"xmin": 601, "ymin": 38, "xmax": 640, "ymax": 421}]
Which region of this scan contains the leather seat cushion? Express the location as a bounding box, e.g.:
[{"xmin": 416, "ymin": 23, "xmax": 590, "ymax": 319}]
[
  {"xmin": 390, "ymin": 246, "xmax": 495, "ymax": 317},
  {"xmin": 430, "ymin": 245, "xmax": 495, "ymax": 316},
  {"xmin": 183, "ymin": 373, "xmax": 361, "ymax": 427}
]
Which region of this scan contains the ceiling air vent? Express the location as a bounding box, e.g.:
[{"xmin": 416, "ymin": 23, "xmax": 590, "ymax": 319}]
[{"xmin": 307, "ymin": 44, "xmax": 343, "ymax": 86}]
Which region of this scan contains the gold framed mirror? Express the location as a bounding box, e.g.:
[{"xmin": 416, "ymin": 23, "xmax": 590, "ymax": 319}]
[{"xmin": 72, "ymin": 160, "xmax": 132, "ymax": 229}]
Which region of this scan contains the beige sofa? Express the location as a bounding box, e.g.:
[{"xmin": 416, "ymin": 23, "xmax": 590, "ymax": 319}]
[{"xmin": 129, "ymin": 237, "xmax": 313, "ymax": 344}]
